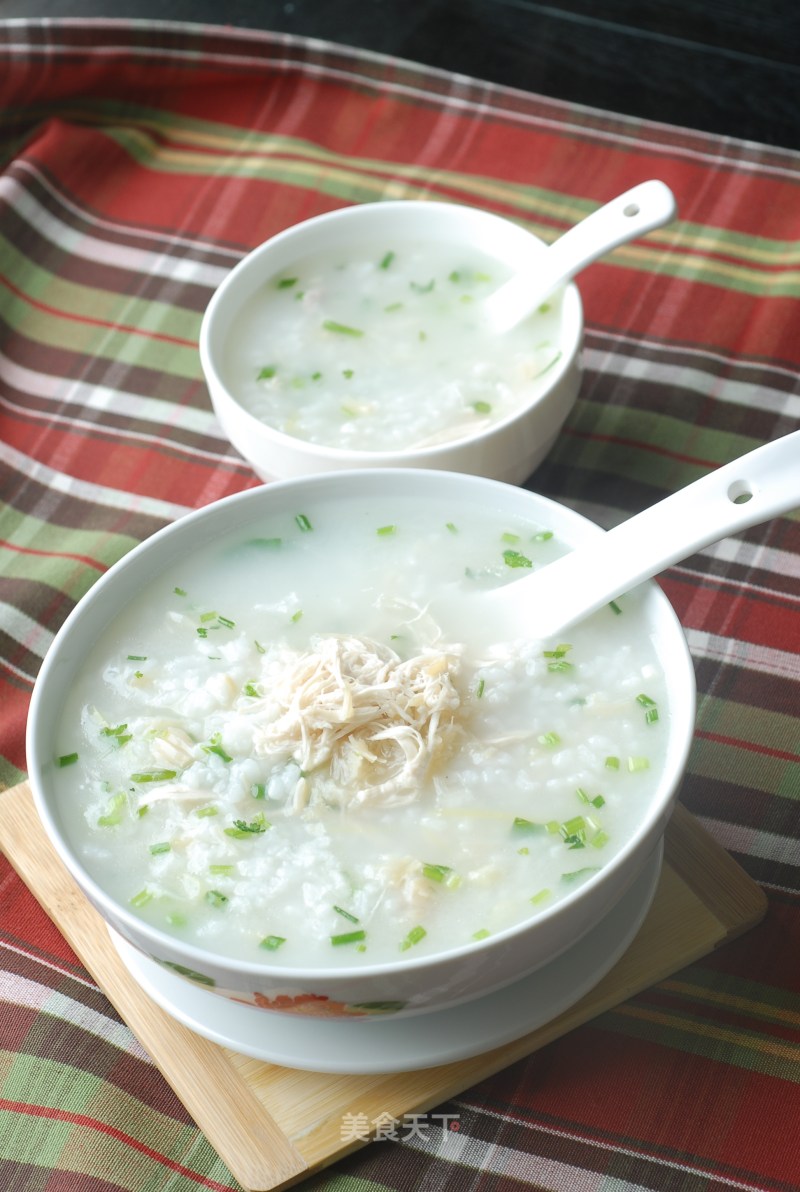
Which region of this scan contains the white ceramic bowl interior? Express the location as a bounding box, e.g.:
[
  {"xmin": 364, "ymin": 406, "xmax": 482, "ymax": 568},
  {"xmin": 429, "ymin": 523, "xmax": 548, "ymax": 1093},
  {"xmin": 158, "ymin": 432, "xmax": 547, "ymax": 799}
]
[
  {"xmin": 27, "ymin": 469, "xmax": 696, "ymax": 1022},
  {"xmin": 200, "ymin": 201, "xmax": 584, "ymax": 485}
]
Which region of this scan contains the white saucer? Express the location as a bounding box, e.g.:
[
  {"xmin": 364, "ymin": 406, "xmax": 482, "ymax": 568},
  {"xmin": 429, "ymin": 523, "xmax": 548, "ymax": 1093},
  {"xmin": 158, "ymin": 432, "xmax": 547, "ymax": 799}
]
[{"xmin": 109, "ymin": 842, "xmax": 662, "ymax": 1075}]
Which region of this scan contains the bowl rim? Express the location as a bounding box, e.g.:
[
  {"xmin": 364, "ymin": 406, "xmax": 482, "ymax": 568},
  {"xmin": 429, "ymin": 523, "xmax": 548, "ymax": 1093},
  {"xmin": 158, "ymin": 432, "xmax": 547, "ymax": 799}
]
[
  {"xmin": 198, "ymin": 199, "xmax": 585, "ymax": 466},
  {"xmin": 26, "ymin": 469, "xmax": 696, "ymax": 982}
]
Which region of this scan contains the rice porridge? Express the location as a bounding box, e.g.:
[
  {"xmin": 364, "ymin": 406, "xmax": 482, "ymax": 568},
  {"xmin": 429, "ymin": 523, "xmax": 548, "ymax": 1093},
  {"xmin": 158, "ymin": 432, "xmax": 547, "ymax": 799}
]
[
  {"xmin": 223, "ymin": 242, "xmax": 564, "ymax": 451},
  {"xmin": 54, "ymin": 493, "xmax": 668, "ymax": 968}
]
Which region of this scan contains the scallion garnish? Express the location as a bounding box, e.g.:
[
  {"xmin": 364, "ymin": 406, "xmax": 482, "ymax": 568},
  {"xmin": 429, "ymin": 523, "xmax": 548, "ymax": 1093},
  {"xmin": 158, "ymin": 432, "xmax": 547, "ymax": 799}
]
[
  {"xmin": 503, "ymin": 549, "xmax": 532, "ymax": 569},
  {"xmin": 400, "ymin": 925, "xmax": 426, "ymax": 951},
  {"xmin": 97, "ymin": 792, "xmax": 127, "ymax": 827},
  {"xmin": 127, "ymin": 654, "xmax": 147, "ymax": 661},
  {"xmin": 174, "ymin": 587, "xmax": 187, "ymax": 597},
  {"xmin": 257, "ymin": 365, "xmax": 277, "ymax": 379},
  {"xmin": 195, "ymin": 805, "xmax": 218, "ymax": 818},
  {"xmin": 472, "ymin": 928, "xmax": 490, "ymax": 941},
  {"xmin": 628, "ymin": 756, "xmax": 650, "ymax": 772},
  {"xmin": 513, "ymin": 817, "xmax": 544, "ymax": 835},
  {"xmin": 472, "ymin": 400, "xmax": 492, "ymax": 414},
  {"xmin": 205, "ymin": 890, "xmax": 228, "ymax": 908},
  {"xmin": 224, "ymin": 814, "xmax": 269, "ymax": 838},
  {"xmin": 260, "ymin": 935, "xmax": 286, "ymax": 951},
  {"xmin": 322, "ymin": 319, "xmax": 364, "ymax": 337},
  {"xmin": 58, "ymin": 752, "xmax": 79, "ymax": 767},
  {"xmin": 560, "ymin": 867, "xmax": 600, "ymax": 884},
  {"xmin": 276, "ymin": 277, "xmax": 298, "ymax": 289},
  {"xmin": 210, "ymin": 864, "xmax": 234, "ymax": 875},
  {"xmin": 475, "ymin": 677, "xmax": 485, "ymax": 699},
  {"xmin": 605, "ymin": 756, "xmax": 620, "ymax": 770},
  {"xmin": 331, "ymin": 929, "xmax": 366, "ymax": 946},
  {"xmin": 342, "ymin": 368, "xmax": 354, "ymax": 379},
  {"xmin": 376, "ymin": 524, "xmax": 396, "ymax": 536},
  {"xmin": 530, "ymin": 889, "xmax": 551, "ymax": 906},
  {"xmin": 131, "ymin": 769, "xmax": 177, "ymax": 783},
  {"xmin": 410, "ymin": 279, "xmax": 434, "ymax": 294},
  {"xmin": 379, "ymin": 251, "xmax": 395, "ymax": 269},
  {"xmin": 130, "ymin": 889, "xmax": 153, "ymax": 908},
  {"xmin": 149, "ymin": 841, "xmax": 171, "ymax": 855},
  {"xmin": 333, "ymin": 905, "xmax": 359, "ymax": 924},
  {"xmin": 203, "ymin": 733, "xmax": 232, "ymax": 763},
  {"xmin": 295, "ymin": 513, "xmax": 313, "ymax": 532},
  {"xmin": 609, "ymin": 600, "xmax": 623, "ymax": 615},
  {"xmin": 251, "ymin": 782, "xmax": 266, "ymax": 800},
  {"xmin": 538, "ymin": 731, "xmax": 561, "ymax": 747},
  {"xmin": 422, "ymin": 862, "xmax": 454, "ymax": 884}
]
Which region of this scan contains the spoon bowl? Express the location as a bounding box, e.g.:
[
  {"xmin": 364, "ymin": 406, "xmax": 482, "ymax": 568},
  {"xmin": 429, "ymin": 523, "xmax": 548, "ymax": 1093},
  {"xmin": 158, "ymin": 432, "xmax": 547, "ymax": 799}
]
[
  {"xmin": 483, "ymin": 180, "xmax": 677, "ymax": 335},
  {"xmin": 446, "ymin": 430, "xmax": 800, "ymax": 645}
]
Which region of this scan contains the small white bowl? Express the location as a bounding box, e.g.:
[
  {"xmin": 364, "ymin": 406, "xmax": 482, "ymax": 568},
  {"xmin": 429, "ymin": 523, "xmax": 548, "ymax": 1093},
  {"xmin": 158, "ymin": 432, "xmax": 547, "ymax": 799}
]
[
  {"xmin": 26, "ymin": 469, "xmax": 695, "ymax": 1024},
  {"xmin": 200, "ymin": 201, "xmax": 583, "ymax": 484}
]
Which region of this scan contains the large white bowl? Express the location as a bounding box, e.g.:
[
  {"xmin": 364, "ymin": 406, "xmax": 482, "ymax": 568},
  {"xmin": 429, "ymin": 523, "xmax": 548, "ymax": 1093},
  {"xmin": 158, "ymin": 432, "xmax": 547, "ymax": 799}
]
[
  {"xmin": 26, "ymin": 469, "xmax": 696, "ymax": 1022},
  {"xmin": 200, "ymin": 201, "xmax": 583, "ymax": 485}
]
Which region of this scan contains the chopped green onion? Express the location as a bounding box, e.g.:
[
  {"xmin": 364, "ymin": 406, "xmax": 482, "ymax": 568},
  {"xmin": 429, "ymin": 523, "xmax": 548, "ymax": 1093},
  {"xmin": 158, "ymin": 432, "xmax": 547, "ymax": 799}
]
[
  {"xmin": 513, "ymin": 817, "xmax": 544, "ymax": 835},
  {"xmin": 422, "ymin": 862, "xmax": 454, "ymax": 883},
  {"xmin": 149, "ymin": 841, "xmax": 171, "ymax": 855},
  {"xmin": 100, "ymin": 723, "xmax": 131, "ymax": 748},
  {"xmin": 243, "ymin": 682, "xmax": 260, "ymax": 698},
  {"xmin": 295, "ymin": 513, "xmax": 313, "ymax": 532},
  {"xmin": 251, "ymin": 782, "xmax": 266, "ymax": 800},
  {"xmin": 547, "ymin": 659, "xmax": 574, "ymax": 673},
  {"xmin": 628, "ymin": 756, "xmax": 650, "ymax": 772},
  {"xmin": 446, "ymin": 522, "xmax": 458, "ymax": 533},
  {"xmin": 174, "ymin": 587, "xmax": 187, "ymax": 597},
  {"xmin": 333, "ymin": 905, "xmax": 360, "ymax": 924},
  {"xmin": 501, "ymin": 531, "xmax": 520, "ymax": 544},
  {"xmin": 311, "ymin": 371, "xmax": 322, "ymax": 381},
  {"xmin": 472, "ymin": 928, "xmax": 491, "ymax": 941},
  {"xmin": 276, "ymin": 277, "xmax": 298, "ymax": 289},
  {"xmin": 400, "ymin": 925, "xmax": 427, "ymax": 951},
  {"xmin": 609, "ymin": 600, "xmax": 623, "ymax": 615},
  {"xmin": 224, "ymin": 814, "xmax": 269, "ymax": 838},
  {"xmin": 331, "ymin": 929, "xmax": 366, "ymax": 946},
  {"xmin": 203, "ymin": 733, "xmax": 233, "ymax": 763},
  {"xmin": 257, "ymin": 365, "xmax": 277, "ymax": 379},
  {"xmin": 605, "ymin": 756, "xmax": 620, "ymax": 770},
  {"xmin": 379, "ymin": 251, "xmax": 395, "ymax": 269},
  {"xmin": 472, "ymin": 400, "xmax": 492, "ymax": 414},
  {"xmin": 543, "ymin": 644, "xmax": 571, "ymax": 658},
  {"xmin": 517, "ymin": 846, "xmax": 529, "ymax": 855},
  {"xmin": 591, "ymin": 830, "xmax": 610, "ymax": 849},
  {"xmin": 532, "ymin": 530, "xmax": 554, "ymax": 542},
  {"xmin": 58, "ymin": 752, "xmax": 79, "ymax": 767},
  {"xmin": 384, "ymin": 301, "xmax": 404, "ymax": 312},
  {"xmin": 376, "ymin": 524, "xmax": 397, "ymax": 536},
  {"xmin": 560, "ymin": 867, "xmax": 600, "ymax": 884},
  {"xmin": 209, "ymin": 864, "xmax": 234, "ymax": 875},
  {"xmin": 530, "ymin": 888, "xmax": 551, "ymax": 905},
  {"xmin": 127, "ymin": 655, "xmax": 147, "ymax": 661},
  {"xmin": 503, "ymin": 549, "xmax": 533, "ymax": 569},
  {"xmin": 322, "ymin": 319, "xmax": 363, "ymax": 337},
  {"xmin": 342, "ymin": 368, "xmax": 354, "ymax": 379},
  {"xmin": 538, "ymin": 731, "xmax": 561, "ymax": 747},
  {"xmin": 130, "ymin": 889, "xmax": 153, "ymax": 908},
  {"xmin": 290, "ymin": 609, "xmax": 303, "ymax": 623},
  {"xmin": 196, "ymin": 627, "xmax": 208, "ymax": 638},
  {"xmin": 260, "ymin": 935, "xmax": 286, "ymax": 951},
  {"xmin": 475, "ymin": 678, "xmax": 485, "ymax": 699},
  {"xmin": 131, "ymin": 769, "xmax": 177, "ymax": 783},
  {"xmin": 205, "ymin": 890, "xmax": 228, "ymax": 908},
  {"xmin": 195, "ymin": 805, "xmax": 218, "ymax": 818},
  {"xmin": 97, "ymin": 792, "xmax": 127, "ymax": 827},
  {"xmin": 410, "ymin": 279, "xmax": 435, "ymax": 294}
]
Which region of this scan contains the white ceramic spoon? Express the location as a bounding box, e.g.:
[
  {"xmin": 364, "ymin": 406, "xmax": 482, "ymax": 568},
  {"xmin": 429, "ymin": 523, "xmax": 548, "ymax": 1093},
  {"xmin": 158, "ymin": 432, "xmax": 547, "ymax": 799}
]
[
  {"xmin": 483, "ymin": 179, "xmax": 677, "ymax": 335},
  {"xmin": 461, "ymin": 429, "xmax": 800, "ymax": 642}
]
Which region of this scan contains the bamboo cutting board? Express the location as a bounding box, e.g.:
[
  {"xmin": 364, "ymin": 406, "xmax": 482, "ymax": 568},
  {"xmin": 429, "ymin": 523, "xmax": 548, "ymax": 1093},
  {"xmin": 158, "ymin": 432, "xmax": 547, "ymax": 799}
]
[{"xmin": 0, "ymin": 782, "xmax": 767, "ymax": 1192}]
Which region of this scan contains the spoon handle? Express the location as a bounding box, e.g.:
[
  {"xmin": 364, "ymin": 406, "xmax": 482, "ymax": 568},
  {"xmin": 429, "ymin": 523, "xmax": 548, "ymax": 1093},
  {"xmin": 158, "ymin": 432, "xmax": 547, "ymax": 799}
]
[
  {"xmin": 501, "ymin": 429, "xmax": 800, "ymax": 640},
  {"xmin": 484, "ymin": 180, "xmax": 677, "ymax": 334}
]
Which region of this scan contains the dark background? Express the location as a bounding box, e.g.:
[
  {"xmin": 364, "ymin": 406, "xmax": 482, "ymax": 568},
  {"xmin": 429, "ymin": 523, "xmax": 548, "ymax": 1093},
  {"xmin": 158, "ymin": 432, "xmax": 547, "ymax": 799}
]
[{"xmin": 1, "ymin": 1, "xmax": 798, "ymax": 150}]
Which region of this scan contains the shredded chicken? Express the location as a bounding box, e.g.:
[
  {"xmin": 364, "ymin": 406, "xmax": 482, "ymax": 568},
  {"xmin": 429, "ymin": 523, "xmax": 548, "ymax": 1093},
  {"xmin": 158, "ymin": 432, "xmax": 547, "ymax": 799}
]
[{"xmin": 244, "ymin": 634, "xmax": 463, "ymax": 809}]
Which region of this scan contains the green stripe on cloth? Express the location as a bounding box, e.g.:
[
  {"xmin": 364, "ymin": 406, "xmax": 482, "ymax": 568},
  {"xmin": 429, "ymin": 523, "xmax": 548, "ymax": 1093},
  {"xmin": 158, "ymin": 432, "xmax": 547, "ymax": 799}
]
[
  {"xmin": 0, "ymin": 1054, "xmax": 243, "ymax": 1190},
  {"xmin": 604, "ymin": 997, "xmax": 800, "ymax": 1084},
  {"xmin": 693, "ymin": 695, "xmax": 800, "ymax": 802},
  {"xmin": 0, "ymin": 505, "xmax": 139, "ymax": 591}
]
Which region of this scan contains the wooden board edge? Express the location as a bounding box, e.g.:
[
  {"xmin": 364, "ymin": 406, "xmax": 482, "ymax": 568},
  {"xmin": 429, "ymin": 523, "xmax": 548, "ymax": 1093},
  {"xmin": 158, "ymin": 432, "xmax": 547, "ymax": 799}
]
[
  {"xmin": 665, "ymin": 802, "xmax": 768, "ymax": 937},
  {"xmin": 0, "ymin": 781, "xmax": 308, "ymax": 1192}
]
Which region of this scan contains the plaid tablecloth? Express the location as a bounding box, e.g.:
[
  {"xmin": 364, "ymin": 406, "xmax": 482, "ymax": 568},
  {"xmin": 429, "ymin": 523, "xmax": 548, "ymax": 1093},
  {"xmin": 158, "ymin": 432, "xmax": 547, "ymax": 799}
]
[{"xmin": 1, "ymin": 18, "xmax": 798, "ymax": 1192}]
